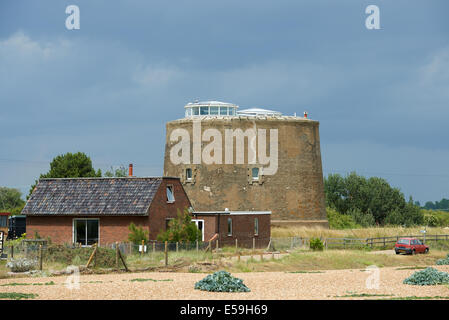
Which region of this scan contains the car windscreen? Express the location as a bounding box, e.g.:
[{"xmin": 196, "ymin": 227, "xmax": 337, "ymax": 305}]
[{"xmin": 397, "ymin": 239, "xmax": 410, "ymax": 245}]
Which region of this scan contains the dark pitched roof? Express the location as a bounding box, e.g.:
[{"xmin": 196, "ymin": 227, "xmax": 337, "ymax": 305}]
[{"xmin": 22, "ymin": 177, "xmax": 166, "ymax": 216}]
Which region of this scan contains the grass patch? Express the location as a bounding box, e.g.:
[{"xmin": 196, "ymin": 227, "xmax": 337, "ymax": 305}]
[
  {"xmin": 129, "ymin": 278, "xmax": 173, "ymax": 282},
  {"xmin": 1, "ymin": 281, "xmax": 55, "ymax": 287},
  {"xmin": 336, "ymin": 293, "xmax": 394, "ymax": 298},
  {"xmin": 395, "ymin": 266, "xmax": 427, "ymax": 270},
  {"xmin": 0, "ymin": 292, "xmax": 38, "ymax": 300},
  {"xmin": 287, "ymin": 271, "xmax": 324, "ymax": 274},
  {"xmin": 385, "ymin": 296, "xmax": 449, "ymax": 300},
  {"xmin": 228, "ymin": 248, "xmax": 448, "ymax": 273}
]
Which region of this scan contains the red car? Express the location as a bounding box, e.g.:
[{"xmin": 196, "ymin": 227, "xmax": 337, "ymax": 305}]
[{"xmin": 394, "ymin": 237, "xmax": 429, "ymax": 255}]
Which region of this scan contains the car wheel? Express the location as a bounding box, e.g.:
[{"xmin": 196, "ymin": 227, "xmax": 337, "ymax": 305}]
[
  {"xmin": 425, "ymin": 248, "xmax": 429, "ymax": 254},
  {"xmin": 412, "ymin": 249, "xmax": 416, "ymax": 255},
  {"xmin": 396, "ymin": 251, "xmax": 400, "ymax": 255}
]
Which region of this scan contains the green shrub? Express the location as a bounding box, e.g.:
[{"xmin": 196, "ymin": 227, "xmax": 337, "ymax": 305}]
[
  {"xmin": 128, "ymin": 222, "xmax": 149, "ymax": 245},
  {"xmin": 194, "ymin": 271, "xmax": 250, "ymax": 292},
  {"xmin": 436, "ymin": 253, "xmax": 449, "ymax": 265},
  {"xmin": 157, "ymin": 208, "xmax": 202, "ymax": 242},
  {"xmin": 310, "ymin": 238, "xmax": 324, "ymax": 251},
  {"xmin": 403, "ymin": 267, "xmax": 449, "ymax": 286},
  {"xmin": 45, "ymin": 244, "xmax": 117, "ymax": 268},
  {"xmin": 327, "ymin": 208, "xmax": 360, "ymax": 229}
]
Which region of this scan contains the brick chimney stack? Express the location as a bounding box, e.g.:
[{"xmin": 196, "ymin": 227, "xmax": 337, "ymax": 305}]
[{"xmin": 129, "ymin": 164, "xmax": 133, "ymax": 177}]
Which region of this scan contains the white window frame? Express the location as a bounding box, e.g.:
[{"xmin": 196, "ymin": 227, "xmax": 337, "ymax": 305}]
[
  {"xmin": 72, "ymin": 218, "xmax": 100, "ymax": 247},
  {"xmin": 192, "ymin": 219, "xmax": 205, "ymax": 241},
  {"xmin": 186, "ymin": 168, "xmax": 192, "ymax": 181},
  {"xmin": 251, "ymin": 167, "xmax": 260, "ymax": 181},
  {"xmin": 166, "ymin": 185, "xmax": 175, "ymax": 203}
]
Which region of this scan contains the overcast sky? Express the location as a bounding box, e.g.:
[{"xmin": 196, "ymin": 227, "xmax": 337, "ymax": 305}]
[{"xmin": 0, "ymin": 0, "xmax": 448, "ymax": 204}]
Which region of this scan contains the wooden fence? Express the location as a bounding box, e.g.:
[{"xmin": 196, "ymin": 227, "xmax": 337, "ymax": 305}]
[{"xmin": 324, "ymin": 234, "xmax": 449, "ymax": 250}]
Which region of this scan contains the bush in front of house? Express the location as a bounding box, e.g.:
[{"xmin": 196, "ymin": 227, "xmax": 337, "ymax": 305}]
[
  {"xmin": 403, "ymin": 267, "xmax": 449, "ymax": 286},
  {"xmin": 309, "ymin": 238, "xmax": 324, "ymax": 251},
  {"xmin": 45, "ymin": 244, "xmax": 117, "ymax": 268},
  {"xmin": 6, "ymin": 258, "xmax": 38, "ymax": 273},
  {"xmin": 194, "ymin": 271, "xmax": 250, "ymax": 292},
  {"xmin": 436, "ymin": 253, "xmax": 449, "ymax": 265}
]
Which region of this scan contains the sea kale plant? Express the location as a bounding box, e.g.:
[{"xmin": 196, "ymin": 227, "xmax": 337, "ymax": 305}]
[
  {"xmin": 403, "ymin": 267, "xmax": 449, "ymax": 286},
  {"xmin": 6, "ymin": 258, "xmax": 38, "ymax": 273},
  {"xmin": 194, "ymin": 271, "xmax": 250, "ymax": 292},
  {"xmin": 436, "ymin": 253, "xmax": 449, "ymax": 265}
]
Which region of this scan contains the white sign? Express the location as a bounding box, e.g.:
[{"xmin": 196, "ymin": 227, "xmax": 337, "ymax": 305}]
[
  {"xmin": 139, "ymin": 245, "xmax": 147, "ymax": 253},
  {"xmin": 420, "ymin": 230, "xmax": 427, "ymax": 233},
  {"xmin": 0, "ymin": 231, "xmax": 4, "ymax": 255}
]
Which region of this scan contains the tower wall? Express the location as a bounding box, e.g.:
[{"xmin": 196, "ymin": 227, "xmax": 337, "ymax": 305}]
[{"xmin": 163, "ymin": 116, "xmax": 327, "ymax": 225}]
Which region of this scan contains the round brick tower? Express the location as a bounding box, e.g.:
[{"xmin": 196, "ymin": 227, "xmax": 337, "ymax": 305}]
[{"xmin": 163, "ymin": 101, "xmax": 328, "ymax": 227}]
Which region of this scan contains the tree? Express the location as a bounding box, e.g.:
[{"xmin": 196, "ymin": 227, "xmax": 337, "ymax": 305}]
[
  {"xmin": 28, "ymin": 152, "xmax": 102, "ymax": 198},
  {"xmin": 324, "ymin": 172, "xmax": 423, "ymax": 226},
  {"xmin": 128, "ymin": 222, "xmax": 149, "ymax": 245},
  {"xmin": 157, "ymin": 208, "xmax": 202, "ymax": 242},
  {"xmin": 0, "ymin": 187, "xmax": 26, "ymax": 215},
  {"xmin": 104, "ymin": 165, "xmax": 128, "ymax": 177}
]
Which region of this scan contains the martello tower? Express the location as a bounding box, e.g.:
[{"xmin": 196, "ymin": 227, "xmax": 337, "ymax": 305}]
[{"xmin": 163, "ymin": 101, "xmax": 328, "ymax": 227}]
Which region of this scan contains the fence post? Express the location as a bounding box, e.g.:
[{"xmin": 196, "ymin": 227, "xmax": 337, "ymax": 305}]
[
  {"xmin": 10, "ymin": 245, "xmax": 14, "ymax": 259},
  {"xmin": 253, "ymin": 237, "xmax": 256, "ymax": 252},
  {"xmin": 94, "ymin": 243, "xmax": 97, "ymax": 268},
  {"xmin": 153, "ymin": 241, "xmax": 156, "ymax": 254},
  {"xmin": 39, "ymin": 244, "xmax": 43, "ymax": 271},
  {"xmin": 383, "ymin": 237, "xmax": 386, "ymax": 248},
  {"xmin": 216, "ymin": 239, "xmax": 219, "ymax": 252},
  {"xmin": 164, "ymin": 241, "xmax": 168, "ymax": 266},
  {"xmin": 235, "ymin": 238, "xmax": 238, "ymax": 251},
  {"xmin": 141, "ymin": 240, "xmax": 144, "ymax": 256},
  {"xmin": 176, "ymin": 242, "xmax": 179, "ymax": 253},
  {"xmin": 196, "ymin": 240, "xmax": 199, "ymax": 253},
  {"xmin": 129, "ymin": 242, "xmax": 132, "ymax": 255},
  {"xmin": 115, "ymin": 242, "xmax": 119, "ymax": 271},
  {"xmin": 272, "ymin": 252, "xmax": 275, "ymax": 261}
]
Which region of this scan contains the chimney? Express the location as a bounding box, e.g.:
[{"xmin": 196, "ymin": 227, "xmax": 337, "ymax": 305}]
[
  {"xmin": 129, "ymin": 163, "xmax": 133, "ymax": 177},
  {"xmin": 303, "ymin": 111, "xmax": 308, "ymax": 119}
]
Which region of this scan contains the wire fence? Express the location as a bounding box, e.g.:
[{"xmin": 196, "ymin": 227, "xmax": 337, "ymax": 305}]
[{"xmin": 1, "ymin": 234, "xmax": 449, "ymax": 272}]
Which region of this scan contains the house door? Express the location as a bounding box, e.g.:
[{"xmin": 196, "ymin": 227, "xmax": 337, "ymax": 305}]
[
  {"xmin": 192, "ymin": 219, "xmax": 204, "ymax": 241},
  {"xmin": 73, "ymin": 219, "xmax": 99, "ymax": 246}
]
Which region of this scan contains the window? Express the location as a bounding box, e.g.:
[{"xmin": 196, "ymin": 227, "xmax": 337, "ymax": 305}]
[
  {"xmin": 74, "ymin": 219, "xmax": 99, "ymax": 246},
  {"xmin": 219, "ymin": 107, "xmax": 228, "ymax": 115},
  {"xmin": 398, "ymin": 239, "xmax": 410, "ymax": 245},
  {"xmin": 192, "ymin": 107, "xmax": 199, "ymax": 115},
  {"xmin": 0, "ymin": 215, "xmax": 7, "ymax": 227},
  {"xmin": 254, "ymin": 218, "xmax": 259, "ymax": 236},
  {"xmin": 166, "ymin": 186, "xmax": 175, "ymax": 202},
  {"xmin": 210, "ymin": 106, "xmax": 219, "ymax": 115},
  {"xmin": 186, "ymin": 168, "xmax": 192, "ymax": 181},
  {"xmin": 227, "ymin": 218, "xmax": 232, "ymax": 236},
  {"xmin": 252, "ymin": 167, "xmax": 260, "ymax": 180},
  {"xmin": 165, "ymin": 218, "xmax": 173, "ymax": 230}
]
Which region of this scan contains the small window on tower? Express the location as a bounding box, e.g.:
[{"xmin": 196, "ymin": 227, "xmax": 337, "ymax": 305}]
[
  {"xmin": 186, "ymin": 168, "xmax": 192, "ymax": 181},
  {"xmin": 166, "ymin": 186, "xmax": 175, "ymax": 202},
  {"xmin": 252, "ymin": 167, "xmax": 260, "ymax": 180}
]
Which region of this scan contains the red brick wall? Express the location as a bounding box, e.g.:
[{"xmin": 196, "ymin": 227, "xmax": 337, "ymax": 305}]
[
  {"xmin": 148, "ymin": 178, "xmax": 192, "ymax": 239},
  {"xmin": 26, "ymin": 216, "xmax": 148, "ymax": 245},
  {"xmin": 192, "ymin": 214, "xmax": 271, "ymax": 248}
]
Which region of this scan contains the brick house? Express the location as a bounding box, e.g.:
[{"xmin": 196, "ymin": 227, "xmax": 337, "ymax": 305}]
[
  {"xmin": 191, "ymin": 210, "xmax": 271, "ymax": 248},
  {"xmin": 22, "ymin": 177, "xmax": 191, "ymax": 245}
]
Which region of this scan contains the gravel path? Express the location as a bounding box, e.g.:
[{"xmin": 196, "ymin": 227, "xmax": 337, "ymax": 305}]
[{"xmin": 1, "ymin": 265, "xmax": 449, "ymax": 300}]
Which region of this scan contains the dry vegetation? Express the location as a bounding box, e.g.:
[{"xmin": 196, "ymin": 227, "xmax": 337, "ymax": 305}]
[{"xmin": 271, "ymin": 225, "xmax": 449, "ymax": 239}]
